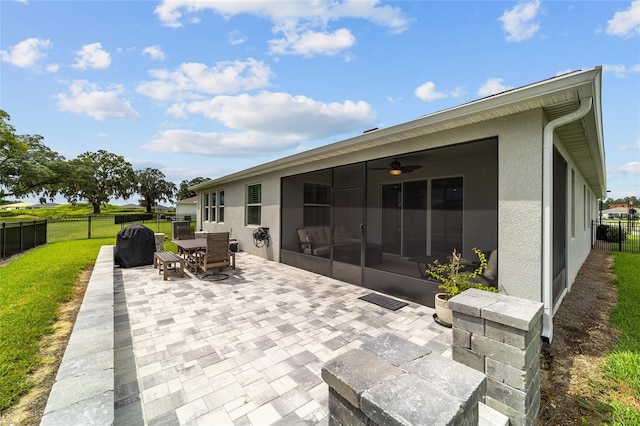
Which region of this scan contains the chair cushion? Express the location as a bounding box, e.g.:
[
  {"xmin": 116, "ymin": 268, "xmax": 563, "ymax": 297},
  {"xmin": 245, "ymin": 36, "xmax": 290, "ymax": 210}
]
[{"xmin": 484, "ymin": 250, "xmax": 498, "ymax": 280}]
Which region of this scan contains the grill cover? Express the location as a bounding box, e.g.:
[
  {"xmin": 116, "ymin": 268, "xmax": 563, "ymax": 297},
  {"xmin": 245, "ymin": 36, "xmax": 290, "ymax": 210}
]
[{"xmin": 114, "ymin": 224, "xmax": 156, "ymax": 267}]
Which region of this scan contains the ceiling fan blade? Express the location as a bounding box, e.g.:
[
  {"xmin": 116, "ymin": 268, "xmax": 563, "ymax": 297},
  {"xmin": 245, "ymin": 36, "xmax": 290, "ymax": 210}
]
[{"xmin": 400, "ymin": 165, "xmax": 422, "ymax": 173}]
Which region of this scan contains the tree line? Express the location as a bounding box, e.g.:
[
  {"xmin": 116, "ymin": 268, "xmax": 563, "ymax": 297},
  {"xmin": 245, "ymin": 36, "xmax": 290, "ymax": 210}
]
[
  {"xmin": 1, "ymin": 110, "xmax": 207, "ymax": 213},
  {"xmin": 602, "ymin": 197, "xmax": 638, "ymax": 209}
]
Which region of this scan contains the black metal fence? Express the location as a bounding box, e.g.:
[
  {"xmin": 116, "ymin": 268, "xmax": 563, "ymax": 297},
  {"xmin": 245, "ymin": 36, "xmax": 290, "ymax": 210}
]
[
  {"xmin": 0, "ymin": 214, "xmax": 192, "ymax": 259},
  {"xmin": 592, "ymin": 220, "xmax": 640, "ymax": 253},
  {"xmin": 0, "ymin": 220, "xmax": 48, "ymax": 259}
]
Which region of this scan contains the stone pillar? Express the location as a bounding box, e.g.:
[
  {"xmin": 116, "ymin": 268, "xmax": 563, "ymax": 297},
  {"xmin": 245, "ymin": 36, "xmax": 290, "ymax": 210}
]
[
  {"xmin": 154, "ymin": 233, "xmax": 164, "ymax": 252},
  {"xmin": 322, "ymin": 332, "xmax": 486, "ymax": 426},
  {"xmin": 448, "ymin": 288, "xmax": 543, "ymax": 426}
]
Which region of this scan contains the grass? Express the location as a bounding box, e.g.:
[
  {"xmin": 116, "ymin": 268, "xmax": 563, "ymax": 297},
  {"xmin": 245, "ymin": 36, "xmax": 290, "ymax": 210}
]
[
  {"xmin": 0, "ymin": 238, "xmax": 113, "ymax": 413},
  {"xmin": 1, "ymin": 203, "xmax": 180, "ymax": 243},
  {"xmin": 601, "ymin": 252, "xmax": 640, "ymax": 424},
  {"xmin": 46, "ymin": 216, "xmax": 175, "ymax": 242}
]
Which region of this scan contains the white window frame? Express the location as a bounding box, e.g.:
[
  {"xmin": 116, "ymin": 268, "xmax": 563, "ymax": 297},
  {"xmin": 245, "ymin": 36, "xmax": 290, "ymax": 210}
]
[{"xmin": 246, "ymin": 183, "xmax": 262, "ymax": 225}]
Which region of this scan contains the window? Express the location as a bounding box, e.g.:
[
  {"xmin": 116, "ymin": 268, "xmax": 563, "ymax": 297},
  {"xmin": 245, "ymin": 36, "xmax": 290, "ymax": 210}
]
[
  {"xmin": 210, "ymin": 191, "xmax": 217, "ymax": 222},
  {"xmin": 571, "ymin": 169, "xmax": 576, "ymax": 238},
  {"xmin": 583, "ymin": 185, "xmax": 587, "ymax": 231},
  {"xmin": 219, "ymin": 190, "xmax": 225, "ymax": 223},
  {"xmin": 203, "ymin": 193, "xmax": 209, "ymax": 221},
  {"xmin": 303, "ymin": 183, "xmax": 330, "ymax": 226},
  {"xmin": 247, "ymin": 183, "xmax": 261, "ymax": 225}
]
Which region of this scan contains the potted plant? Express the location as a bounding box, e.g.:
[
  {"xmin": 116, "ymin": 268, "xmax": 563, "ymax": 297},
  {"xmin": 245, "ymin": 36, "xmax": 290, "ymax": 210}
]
[{"xmin": 426, "ymin": 247, "xmax": 498, "ymax": 326}]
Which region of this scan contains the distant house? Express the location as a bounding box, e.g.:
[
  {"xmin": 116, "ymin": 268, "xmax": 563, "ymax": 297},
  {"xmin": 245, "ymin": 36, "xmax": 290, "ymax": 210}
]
[
  {"xmin": 601, "ymin": 206, "xmax": 631, "ymax": 219},
  {"xmin": 191, "ymin": 67, "xmax": 606, "ymax": 342},
  {"xmin": 176, "ymin": 196, "xmax": 197, "ymax": 221},
  {"xmin": 120, "ymin": 204, "xmax": 144, "ymax": 210},
  {"xmin": 25, "ymin": 203, "xmax": 60, "ymax": 209},
  {"xmin": 0, "ymin": 202, "xmax": 34, "ymax": 210},
  {"xmin": 154, "ymin": 204, "xmax": 175, "ymax": 213}
]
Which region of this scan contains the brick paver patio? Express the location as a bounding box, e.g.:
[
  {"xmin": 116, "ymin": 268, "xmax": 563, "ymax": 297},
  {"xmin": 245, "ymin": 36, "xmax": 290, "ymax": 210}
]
[{"xmin": 114, "ymin": 252, "xmax": 452, "ymax": 425}]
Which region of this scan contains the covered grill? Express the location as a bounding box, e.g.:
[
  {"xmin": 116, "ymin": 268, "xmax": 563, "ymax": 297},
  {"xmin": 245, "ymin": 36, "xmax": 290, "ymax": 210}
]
[{"xmin": 114, "ymin": 224, "xmax": 156, "ymax": 268}]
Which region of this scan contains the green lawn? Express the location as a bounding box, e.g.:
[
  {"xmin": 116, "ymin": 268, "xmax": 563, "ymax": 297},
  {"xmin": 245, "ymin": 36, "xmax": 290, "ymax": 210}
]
[
  {"xmin": 0, "ymin": 238, "xmax": 113, "ymax": 413},
  {"xmin": 46, "ymin": 217, "xmax": 175, "ymax": 242},
  {"xmin": 603, "ymin": 252, "xmax": 640, "ymax": 424},
  {"xmin": 0, "ymin": 203, "xmax": 180, "ymax": 242}
]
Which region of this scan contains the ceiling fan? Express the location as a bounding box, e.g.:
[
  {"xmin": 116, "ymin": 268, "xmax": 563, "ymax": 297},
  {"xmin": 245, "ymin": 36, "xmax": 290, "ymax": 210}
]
[{"xmin": 372, "ymin": 158, "xmax": 422, "ymax": 175}]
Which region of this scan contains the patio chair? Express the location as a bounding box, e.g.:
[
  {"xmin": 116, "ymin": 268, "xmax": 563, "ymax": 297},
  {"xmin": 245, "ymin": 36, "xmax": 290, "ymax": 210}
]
[
  {"xmin": 175, "ymin": 225, "xmax": 195, "ymax": 240},
  {"xmin": 197, "ymin": 232, "xmax": 230, "ymax": 280}
]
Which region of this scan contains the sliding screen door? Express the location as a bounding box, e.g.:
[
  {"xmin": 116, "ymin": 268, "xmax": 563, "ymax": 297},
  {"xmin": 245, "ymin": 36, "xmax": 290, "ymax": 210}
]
[
  {"xmin": 402, "ymin": 180, "xmax": 428, "ymax": 257},
  {"xmin": 431, "ymin": 177, "xmax": 463, "ymax": 257},
  {"xmin": 382, "ymin": 184, "xmax": 402, "ymax": 255}
]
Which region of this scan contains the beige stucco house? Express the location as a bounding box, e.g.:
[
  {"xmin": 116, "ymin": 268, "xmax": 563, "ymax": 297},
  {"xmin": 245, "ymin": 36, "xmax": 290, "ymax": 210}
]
[
  {"xmin": 191, "ymin": 66, "xmax": 605, "ymax": 342},
  {"xmin": 176, "ymin": 196, "xmax": 198, "ymax": 221}
]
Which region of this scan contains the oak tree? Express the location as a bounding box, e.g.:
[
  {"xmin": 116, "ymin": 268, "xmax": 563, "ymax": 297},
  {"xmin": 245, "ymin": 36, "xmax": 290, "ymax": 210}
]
[{"xmin": 136, "ymin": 168, "xmax": 176, "ymax": 213}]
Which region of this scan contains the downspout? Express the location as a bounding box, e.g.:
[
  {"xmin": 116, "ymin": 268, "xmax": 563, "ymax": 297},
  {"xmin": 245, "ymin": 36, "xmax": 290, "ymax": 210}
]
[{"xmin": 542, "ymin": 96, "xmax": 593, "ymax": 342}]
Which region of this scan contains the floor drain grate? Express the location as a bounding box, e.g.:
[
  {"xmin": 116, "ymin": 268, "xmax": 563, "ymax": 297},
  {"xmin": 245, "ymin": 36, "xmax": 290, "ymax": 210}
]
[{"xmin": 358, "ymin": 293, "xmax": 408, "ymax": 311}]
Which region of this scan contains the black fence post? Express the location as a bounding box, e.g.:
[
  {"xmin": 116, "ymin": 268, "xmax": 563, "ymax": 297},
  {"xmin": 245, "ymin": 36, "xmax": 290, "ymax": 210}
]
[
  {"xmin": 20, "ymin": 221, "xmax": 24, "ymax": 253},
  {"xmin": 1, "ymin": 222, "xmax": 5, "ymax": 259},
  {"xmin": 88, "ymin": 216, "xmax": 92, "ymax": 239},
  {"xmin": 618, "ymin": 221, "xmax": 623, "ymax": 252}
]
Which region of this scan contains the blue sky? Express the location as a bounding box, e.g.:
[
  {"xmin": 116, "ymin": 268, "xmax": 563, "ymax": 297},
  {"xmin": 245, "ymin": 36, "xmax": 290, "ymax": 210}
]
[{"xmin": 1, "ymin": 0, "xmax": 639, "ymax": 204}]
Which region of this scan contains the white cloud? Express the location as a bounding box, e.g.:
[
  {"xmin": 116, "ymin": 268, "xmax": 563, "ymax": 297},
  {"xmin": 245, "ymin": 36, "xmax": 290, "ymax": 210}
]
[
  {"xmin": 608, "ymin": 162, "xmax": 640, "ymax": 189},
  {"xmin": 498, "ymin": 0, "xmax": 541, "ymax": 42},
  {"xmin": 136, "ymin": 58, "xmax": 273, "ymax": 101},
  {"xmin": 144, "ymin": 90, "xmax": 376, "ymax": 157},
  {"xmin": 414, "ymin": 82, "xmax": 446, "ymax": 102},
  {"xmin": 620, "ymin": 139, "xmax": 640, "ymax": 150},
  {"xmin": 228, "ymin": 30, "xmax": 246, "ymax": 46},
  {"xmin": 142, "ymin": 45, "xmax": 165, "ymax": 61},
  {"xmin": 606, "ymin": 0, "xmax": 640, "ymax": 38},
  {"xmin": 182, "ymin": 91, "xmax": 376, "ymax": 139},
  {"xmin": 72, "ymin": 42, "xmax": 111, "ymax": 69},
  {"xmin": 477, "ymin": 78, "xmax": 513, "ymax": 97},
  {"xmin": 154, "ymin": 0, "xmax": 409, "ymax": 56},
  {"xmin": 0, "ymin": 37, "xmax": 51, "ymax": 67},
  {"xmin": 603, "ymin": 63, "xmax": 640, "ymax": 78},
  {"xmin": 269, "ymin": 28, "xmax": 356, "ymax": 57},
  {"xmin": 143, "ymin": 129, "xmax": 302, "ymax": 157},
  {"xmin": 54, "ymin": 80, "xmax": 140, "ymax": 121},
  {"xmin": 414, "ymin": 81, "xmax": 465, "ymax": 102},
  {"xmin": 611, "ymin": 162, "xmax": 640, "ymax": 175}
]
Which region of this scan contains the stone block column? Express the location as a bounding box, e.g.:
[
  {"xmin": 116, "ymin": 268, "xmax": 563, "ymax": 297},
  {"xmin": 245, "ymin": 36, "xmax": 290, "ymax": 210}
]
[
  {"xmin": 154, "ymin": 233, "xmax": 165, "ymax": 252},
  {"xmin": 448, "ymin": 288, "xmax": 543, "ymax": 426},
  {"xmin": 322, "ymin": 332, "xmax": 486, "ymax": 426}
]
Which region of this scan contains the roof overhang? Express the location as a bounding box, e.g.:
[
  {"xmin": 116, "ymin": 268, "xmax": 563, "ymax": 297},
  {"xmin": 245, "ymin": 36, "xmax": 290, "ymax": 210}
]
[{"xmin": 191, "ymin": 67, "xmax": 605, "ymax": 196}]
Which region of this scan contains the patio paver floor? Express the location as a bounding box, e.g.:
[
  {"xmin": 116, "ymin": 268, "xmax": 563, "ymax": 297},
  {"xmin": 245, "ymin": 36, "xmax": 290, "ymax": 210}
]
[{"xmin": 114, "ymin": 252, "xmax": 452, "ymax": 425}]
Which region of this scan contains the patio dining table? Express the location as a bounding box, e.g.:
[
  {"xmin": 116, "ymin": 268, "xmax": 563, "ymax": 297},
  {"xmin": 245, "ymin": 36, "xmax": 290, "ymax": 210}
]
[{"xmin": 171, "ymin": 238, "xmax": 236, "ymax": 271}]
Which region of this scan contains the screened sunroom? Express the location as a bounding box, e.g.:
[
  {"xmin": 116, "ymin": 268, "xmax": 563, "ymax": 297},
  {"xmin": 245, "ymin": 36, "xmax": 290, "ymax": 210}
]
[{"xmin": 280, "ymin": 137, "xmax": 498, "ymax": 306}]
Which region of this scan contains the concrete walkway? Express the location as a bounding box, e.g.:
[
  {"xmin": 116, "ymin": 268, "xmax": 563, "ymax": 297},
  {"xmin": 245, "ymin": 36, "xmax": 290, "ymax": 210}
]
[{"xmin": 45, "ymin": 247, "xmax": 453, "ymax": 425}]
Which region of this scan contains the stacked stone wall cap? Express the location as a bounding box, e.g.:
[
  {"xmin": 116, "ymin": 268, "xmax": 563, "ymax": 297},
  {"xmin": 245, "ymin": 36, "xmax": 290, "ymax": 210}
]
[
  {"xmin": 321, "ymin": 348, "xmax": 403, "ymax": 408},
  {"xmin": 449, "ymin": 289, "xmax": 497, "ymax": 316},
  {"xmin": 363, "ymin": 373, "xmax": 478, "ymax": 426},
  {"xmin": 403, "ymin": 353, "xmax": 486, "ymax": 403},
  {"xmin": 361, "ymin": 332, "xmax": 431, "ymax": 366},
  {"xmin": 450, "ymin": 289, "xmax": 543, "ymax": 331}
]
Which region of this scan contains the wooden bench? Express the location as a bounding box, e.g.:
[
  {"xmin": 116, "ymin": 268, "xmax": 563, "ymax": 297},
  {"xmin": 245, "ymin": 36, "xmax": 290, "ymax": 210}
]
[{"xmin": 153, "ymin": 251, "xmax": 185, "ymax": 280}]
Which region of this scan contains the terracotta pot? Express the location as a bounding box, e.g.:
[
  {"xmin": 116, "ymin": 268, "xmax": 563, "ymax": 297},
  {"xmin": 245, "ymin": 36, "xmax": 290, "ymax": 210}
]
[{"xmin": 434, "ymin": 293, "xmax": 453, "ymax": 325}]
